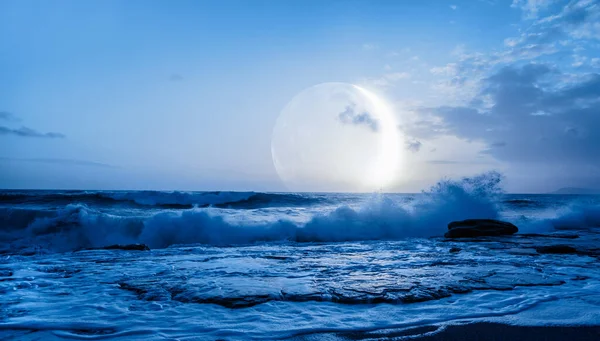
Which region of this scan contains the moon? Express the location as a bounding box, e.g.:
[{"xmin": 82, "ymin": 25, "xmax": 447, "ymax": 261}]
[{"xmin": 271, "ymin": 82, "xmax": 402, "ymax": 192}]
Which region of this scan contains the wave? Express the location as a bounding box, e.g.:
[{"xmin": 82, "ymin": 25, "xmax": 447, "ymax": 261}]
[
  {"xmin": 0, "ymin": 190, "xmax": 322, "ymax": 210},
  {"xmin": 3, "ymin": 171, "xmax": 598, "ymax": 253},
  {"xmin": 550, "ymin": 204, "xmax": 600, "ymax": 230},
  {"xmin": 1, "ymin": 172, "xmax": 508, "ymax": 253}
]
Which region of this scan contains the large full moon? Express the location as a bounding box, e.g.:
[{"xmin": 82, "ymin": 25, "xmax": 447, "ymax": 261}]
[{"xmin": 271, "ymin": 82, "xmax": 402, "ymax": 192}]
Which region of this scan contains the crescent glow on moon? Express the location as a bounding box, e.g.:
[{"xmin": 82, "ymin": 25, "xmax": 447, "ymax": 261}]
[
  {"xmin": 271, "ymin": 82, "xmax": 403, "ymax": 192},
  {"xmin": 353, "ymin": 85, "xmax": 402, "ymax": 189}
]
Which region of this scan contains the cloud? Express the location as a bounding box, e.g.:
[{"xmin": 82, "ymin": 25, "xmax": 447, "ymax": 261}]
[
  {"xmin": 450, "ymin": 5, "xmax": 458, "ymax": 10},
  {"xmin": 405, "ymin": 139, "xmax": 422, "ymax": 152},
  {"xmin": 169, "ymin": 74, "xmax": 184, "ymax": 81},
  {"xmin": 0, "ymin": 112, "xmax": 65, "ymax": 139},
  {"xmin": 480, "ymin": 141, "xmax": 508, "ymax": 154},
  {"xmin": 480, "ymin": 0, "xmax": 600, "ymax": 81},
  {"xmin": 430, "ymin": 63, "xmax": 458, "ymax": 76},
  {"xmin": 365, "ymin": 72, "xmax": 411, "ymax": 88},
  {"xmin": 572, "ymin": 53, "xmax": 588, "ymax": 67},
  {"xmin": 400, "ymin": 0, "xmax": 600, "ymax": 189},
  {"xmin": 521, "ymin": 0, "xmax": 600, "ymax": 43},
  {"xmin": 385, "ymin": 72, "xmax": 411, "ymax": 81},
  {"xmin": 416, "ymin": 62, "xmax": 600, "ymax": 168},
  {"xmin": 427, "ymin": 159, "xmax": 495, "ymax": 165},
  {"xmin": 427, "ymin": 1, "xmax": 600, "ymax": 108},
  {"xmin": 0, "ymin": 111, "xmax": 19, "ymax": 121},
  {"xmin": 338, "ymin": 104, "xmax": 379, "ymax": 132},
  {"xmin": 0, "ymin": 157, "xmax": 115, "ymax": 168},
  {"xmin": 0, "ymin": 126, "xmax": 65, "ymax": 138},
  {"xmin": 427, "ymin": 160, "xmax": 461, "ymax": 164},
  {"xmin": 512, "ymin": 0, "xmax": 555, "ymax": 18},
  {"xmin": 539, "ymin": 0, "xmax": 600, "ymax": 40}
]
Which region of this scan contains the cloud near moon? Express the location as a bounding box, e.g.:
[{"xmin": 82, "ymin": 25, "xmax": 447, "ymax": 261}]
[{"xmin": 338, "ymin": 104, "xmax": 380, "ymax": 132}]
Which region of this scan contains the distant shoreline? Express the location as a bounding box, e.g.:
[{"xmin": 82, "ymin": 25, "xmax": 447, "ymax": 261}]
[{"xmin": 550, "ymin": 187, "xmax": 600, "ymax": 195}]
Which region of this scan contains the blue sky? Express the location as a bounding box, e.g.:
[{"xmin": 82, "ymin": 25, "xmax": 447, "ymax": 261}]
[{"xmin": 1, "ymin": 0, "xmax": 599, "ymax": 192}]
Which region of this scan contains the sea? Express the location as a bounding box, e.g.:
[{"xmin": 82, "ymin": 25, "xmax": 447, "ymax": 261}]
[{"xmin": 1, "ymin": 173, "xmax": 599, "ymax": 340}]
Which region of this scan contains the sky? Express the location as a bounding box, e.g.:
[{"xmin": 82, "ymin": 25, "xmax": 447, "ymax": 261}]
[{"xmin": 1, "ymin": 0, "xmax": 599, "ymax": 193}]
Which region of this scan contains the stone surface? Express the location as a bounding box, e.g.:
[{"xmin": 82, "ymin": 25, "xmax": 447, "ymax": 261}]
[
  {"xmin": 81, "ymin": 244, "xmax": 151, "ymax": 251},
  {"xmin": 445, "ymin": 219, "xmax": 518, "ymax": 238},
  {"xmin": 102, "ymin": 244, "xmax": 150, "ymax": 251},
  {"xmin": 536, "ymin": 245, "xmax": 577, "ymax": 254}
]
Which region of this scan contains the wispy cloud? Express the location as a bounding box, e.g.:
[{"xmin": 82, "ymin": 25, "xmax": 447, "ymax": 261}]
[
  {"xmin": 338, "ymin": 104, "xmax": 379, "ymax": 132},
  {"xmin": 365, "ymin": 72, "xmax": 411, "ymax": 88},
  {"xmin": 424, "ymin": 1, "xmax": 600, "ymax": 107},
  {"xmin": 169, "ymin": 73, "xmax": 184, "ymax": 81},
  {"xmin": 430, "ymin": 63, "xmax": 458, "ymax": 76},
  {"xmin": 427, "ymin": 160, "xmax": 461, "ymax": 164},
  {"xmin": 511, "ymin": 0, "xmax": 555, "ymax": 18},
  {"xmin": 0, "ymin": 126, "xmax": 65, "ymax": 138},
  {"xmin": 450, "ymin": 4, "xmax": 458, "ymax": 10},
  {"xmin": 0, "ymin": 157, "xmax": 116, "ymax": 168},
  {"xmin": 405, "ymin": 139, "xmax": 422, "ymax": 152},
  {"xmin": 0, "ymin": 112, "xmax": 65, "ymax": 139},
  {"xmin": 427, "ymin": 159, "xmax": 494, "ymax": 165},
  {"xmin": 0, "ymin": 111, "xmax": 19, "ymax": 121}
]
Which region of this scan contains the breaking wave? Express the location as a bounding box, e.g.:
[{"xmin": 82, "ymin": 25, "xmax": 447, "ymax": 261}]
[
  {"xmin": 1, "ymin": 171, "xmax": 598, "ymax": 253},
  {"xmin": 0, "ymin": 172, "xmax": 499, "ymax": 252},
  {"xmin": 550, "ymin": 204, "xmax": 600, "ymax": 230},
  {"xmin": 0, "ymin": 190, "xmax": 323, "ymax": 209}
]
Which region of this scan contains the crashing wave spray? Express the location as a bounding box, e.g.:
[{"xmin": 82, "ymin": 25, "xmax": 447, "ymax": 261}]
[{"xmin": 2, "ymin": 171, "xmax": 598, "ymax": 253}]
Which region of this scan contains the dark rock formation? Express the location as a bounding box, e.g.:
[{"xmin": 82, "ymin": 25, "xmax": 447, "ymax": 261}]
[
  {"xmin": 536, "ymin": 245, "xmax": 577, "ymax": 254},
  {"xmin": 102, "ymin": 244, "xmax": 150, "ymax": 251},
  {"xmin": 445, "ymin": 219, "xmax": 518, "ymax": 238},
  {"xmin": 80, "ymin": 244, "xmax": 150, "ymax": 251}
]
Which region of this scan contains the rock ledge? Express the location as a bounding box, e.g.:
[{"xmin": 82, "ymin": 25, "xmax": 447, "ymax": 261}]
[{"xmin": 445, "ymin": 219, "xmax": 518, "ymax": 238}]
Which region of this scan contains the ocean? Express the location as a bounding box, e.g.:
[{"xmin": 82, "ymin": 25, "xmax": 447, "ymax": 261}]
[{"xmin": 1, "ymin": 174, "xmax": 600, "ymax": 340}]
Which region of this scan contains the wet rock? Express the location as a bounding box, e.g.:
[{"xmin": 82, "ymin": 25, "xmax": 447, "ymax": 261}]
[
  {"xmin": 80, "ymin": 244, "xmax": 150, "ymax": 252},
  {"xmin": 263, "ymin": 255, "xmax": 290, "ymax": 260},
  {"xmin": 156, "ymin": 203, "xmax": 193, "ymax": 209},
  {"xmin": 102, "ymin": 244, "xmax": 150, "ymax": 251},
  {"xmin": 536, "ymin": 245, "xmax": 577, "ymax": 254},
  {"xmin": 445, "ymin": 219, "xmax": 518, "ymax": 238}
]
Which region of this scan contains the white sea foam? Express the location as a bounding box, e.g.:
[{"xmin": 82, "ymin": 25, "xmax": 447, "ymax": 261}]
[
  {"xmin": 2, "ymin": 171, "xmax": 599, "ymax": 252},
  {"xmin": 1, "ymin": 172, "xmax": 599, "ymax": 339}
]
